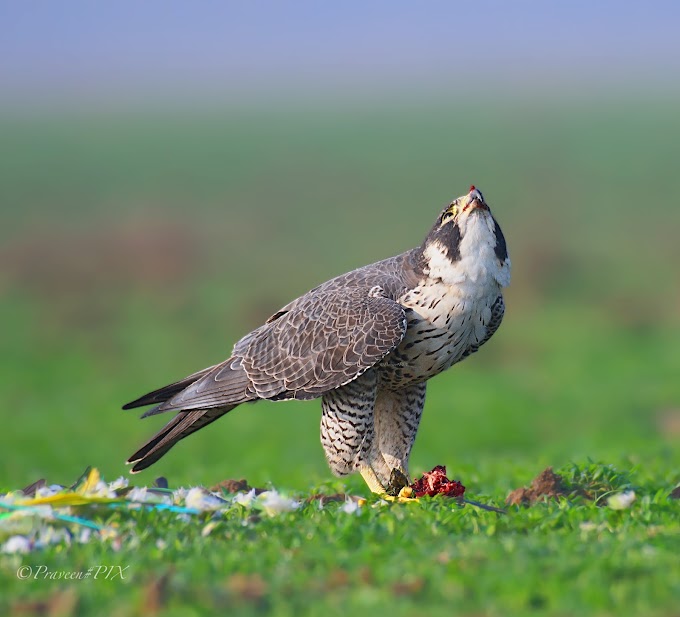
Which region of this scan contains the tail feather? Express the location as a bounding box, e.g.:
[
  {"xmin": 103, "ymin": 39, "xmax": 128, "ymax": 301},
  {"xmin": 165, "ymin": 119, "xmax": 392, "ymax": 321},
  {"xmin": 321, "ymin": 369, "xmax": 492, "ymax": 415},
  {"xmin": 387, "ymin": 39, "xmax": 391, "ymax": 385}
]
[
  {"xmin": 127, "ymin": 406, "xmax": 234, "ymax": 473},
  {"xmin": 124, "ymin": 356, "xmax": 257, "ymax": 472},
  {"xmin": 122, "ymin": 365, "xmax": 216, "ymax": 410},
  {"xmin": 150, "ymin": 357, "xmax": 253, "ymax": 414}
]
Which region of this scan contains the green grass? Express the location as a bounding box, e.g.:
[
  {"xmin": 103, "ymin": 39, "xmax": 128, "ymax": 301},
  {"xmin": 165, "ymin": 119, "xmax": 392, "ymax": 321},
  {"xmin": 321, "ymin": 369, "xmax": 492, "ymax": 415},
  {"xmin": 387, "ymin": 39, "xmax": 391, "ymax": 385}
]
[
  {"xmin": 1, "ymin": 99, "xmax": 679, "ymax": 615},
  {"xmin": 1, "ymin": 462, "xmax": 678, "ymax": 617}
]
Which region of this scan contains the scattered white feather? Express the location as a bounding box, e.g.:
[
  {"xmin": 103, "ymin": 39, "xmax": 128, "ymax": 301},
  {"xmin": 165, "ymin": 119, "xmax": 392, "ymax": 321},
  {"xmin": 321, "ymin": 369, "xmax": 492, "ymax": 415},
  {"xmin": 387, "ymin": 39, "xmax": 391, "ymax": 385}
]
[
  {"xmin": 123, "ymin": 487, "xmax": 172, "ymax": 506},
  {"xmin": 0, "ymin": 492, "xmax": 19, "ymax": 505},
  {"xmin": 2, "ymin": 535, "xmax": 32, "ymax": 554},
  {"xmin": 233, "ymin": 488, "xmax": 257, "ymax": 508},
  {"xmin": 172, "ymin": 487, "xmax": 188, "ymax": 504},
  {"xmin": 607, "ymin": 491, "xmax": 636, "ymax": 510},
  {"xmin": 340, "ymin": 499, "xmax": 361, "ymax": 515},
  {"xmin": 256, "ymin": 491, "xmax": 300, "ymax": 517},
  {"xmin": 89, "ymin": 481, "xmax": 116, "ymax": 498},
  {"xmin": 185, "ymin": 487, "xmax": 225, "ymax": 511},
  {"xmin": 35, "ymin": 485, "xmax": 64, "ymax": 498},
  {"xmin": 108, "ymin": 477, "xmax": 129, "ymax": 491},
  {"xmin": 34, "ymin": 526, "xmax": 72, "ymax": 550},
  {"xmin": 127, "ymin": 487, "xmax": 152, "ymax": 503}
]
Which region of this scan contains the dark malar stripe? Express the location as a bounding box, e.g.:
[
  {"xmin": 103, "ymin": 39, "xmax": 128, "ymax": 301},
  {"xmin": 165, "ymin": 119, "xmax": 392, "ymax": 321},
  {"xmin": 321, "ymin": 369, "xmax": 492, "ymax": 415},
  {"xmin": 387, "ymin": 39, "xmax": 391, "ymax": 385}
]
[{"xmin": 493, "ymin": 218, "xmax": 508, "ymax": 261}]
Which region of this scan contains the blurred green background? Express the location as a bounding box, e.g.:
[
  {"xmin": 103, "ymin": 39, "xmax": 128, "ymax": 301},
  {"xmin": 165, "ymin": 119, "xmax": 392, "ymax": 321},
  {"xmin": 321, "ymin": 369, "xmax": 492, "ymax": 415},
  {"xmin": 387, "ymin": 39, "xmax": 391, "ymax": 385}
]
[{"xmin": 1, "ymin": 3, "xmax": 679, "ymax": 492}]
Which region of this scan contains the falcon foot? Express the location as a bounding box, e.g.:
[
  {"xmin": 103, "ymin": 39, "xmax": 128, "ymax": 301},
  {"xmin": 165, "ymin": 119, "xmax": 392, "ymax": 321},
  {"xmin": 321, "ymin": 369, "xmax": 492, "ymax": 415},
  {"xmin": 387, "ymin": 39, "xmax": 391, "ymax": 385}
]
[{"xmin": 359, "ymin": 464, "xmax": 417, "ymax": 499}]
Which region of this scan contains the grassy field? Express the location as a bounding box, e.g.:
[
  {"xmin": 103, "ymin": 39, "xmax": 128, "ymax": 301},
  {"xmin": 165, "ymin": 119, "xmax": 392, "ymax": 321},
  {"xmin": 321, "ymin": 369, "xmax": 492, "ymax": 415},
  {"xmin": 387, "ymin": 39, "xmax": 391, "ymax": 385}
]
[{"xmin": 1, "ymin": 100, "xmax": 679, "ymax": 615}]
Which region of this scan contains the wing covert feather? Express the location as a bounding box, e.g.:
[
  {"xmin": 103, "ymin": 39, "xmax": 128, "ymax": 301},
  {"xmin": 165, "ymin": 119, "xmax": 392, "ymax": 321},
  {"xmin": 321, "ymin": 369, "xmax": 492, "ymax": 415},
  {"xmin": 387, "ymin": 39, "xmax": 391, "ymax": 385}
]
[
  {"xmin": 236, "ymin": 286, "xmax": 407, "ymax": 400},
  {"xmin": 149, "ymin": 284, "xmax": 408, "ymax": 412}
]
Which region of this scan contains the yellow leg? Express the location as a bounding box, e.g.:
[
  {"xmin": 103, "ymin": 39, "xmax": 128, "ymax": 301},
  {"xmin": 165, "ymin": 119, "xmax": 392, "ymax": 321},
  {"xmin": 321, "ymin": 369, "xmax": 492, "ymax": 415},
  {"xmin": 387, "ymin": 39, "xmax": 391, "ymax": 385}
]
[{"xmin": 360, "ymin": 464, "xmax": 387, "ymax": 494}]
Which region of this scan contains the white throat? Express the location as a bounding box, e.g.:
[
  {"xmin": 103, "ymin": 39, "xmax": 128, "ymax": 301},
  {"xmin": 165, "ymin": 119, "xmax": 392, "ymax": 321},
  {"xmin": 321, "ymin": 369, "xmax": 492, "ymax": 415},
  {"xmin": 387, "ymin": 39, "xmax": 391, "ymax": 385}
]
[{"xmin": 423, "ymin": 214, "xmax": 510, "ymax": 293}]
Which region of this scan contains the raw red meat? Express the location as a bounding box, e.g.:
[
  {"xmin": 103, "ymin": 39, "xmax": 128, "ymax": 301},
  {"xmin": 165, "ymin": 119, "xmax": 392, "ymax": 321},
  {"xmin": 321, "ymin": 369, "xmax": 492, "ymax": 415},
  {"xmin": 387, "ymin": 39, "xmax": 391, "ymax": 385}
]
[{"xmin": 410, "ymin": 465, "xmax": 465, "ymax": 498}]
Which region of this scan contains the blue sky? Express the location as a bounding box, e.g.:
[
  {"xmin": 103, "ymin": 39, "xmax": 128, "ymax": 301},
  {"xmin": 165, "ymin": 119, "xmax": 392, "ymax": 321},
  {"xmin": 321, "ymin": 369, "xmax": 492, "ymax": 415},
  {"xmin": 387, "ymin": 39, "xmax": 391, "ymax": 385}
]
[{"xmin": 1, "ymin": 1, "xmax": 678, "ymax": 104}]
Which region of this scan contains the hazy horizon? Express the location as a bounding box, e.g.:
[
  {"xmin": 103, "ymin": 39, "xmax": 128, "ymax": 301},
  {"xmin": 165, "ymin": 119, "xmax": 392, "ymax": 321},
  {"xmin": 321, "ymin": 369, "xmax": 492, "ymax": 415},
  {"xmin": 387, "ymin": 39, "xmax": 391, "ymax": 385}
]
[{"xmin": 2, "ymin": 1, "xmax": 679, "ymax": 109}]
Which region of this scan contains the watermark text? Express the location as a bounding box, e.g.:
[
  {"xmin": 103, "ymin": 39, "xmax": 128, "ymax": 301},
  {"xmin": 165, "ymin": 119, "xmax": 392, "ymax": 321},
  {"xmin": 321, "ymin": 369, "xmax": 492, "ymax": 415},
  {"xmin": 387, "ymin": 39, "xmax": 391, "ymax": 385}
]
[{"xmin": 17, "ymin": 565, "xmax": 129, "ymax": 581}]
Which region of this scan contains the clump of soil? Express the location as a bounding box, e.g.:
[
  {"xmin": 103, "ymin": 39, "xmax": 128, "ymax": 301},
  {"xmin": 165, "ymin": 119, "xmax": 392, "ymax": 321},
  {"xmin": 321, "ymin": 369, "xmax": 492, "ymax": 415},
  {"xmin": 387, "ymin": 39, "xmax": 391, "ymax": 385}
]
[
  {"xmin": 210, "ymin": 479, "xmax": 266, "ymax": 495},
  {"xmin": 657, "ymin": 408, "xmax": 680, "ymax": 438},
  {"xmin": 670, "ymin": 486, "xmax": 680, "ymax": 500},
  {"xmin": 506, "ymin": 467, "xmax": 566, "ymax": 506},
  {"xmin": 410, "ymin": 465, "xmax": 465, "ymax": 498}
]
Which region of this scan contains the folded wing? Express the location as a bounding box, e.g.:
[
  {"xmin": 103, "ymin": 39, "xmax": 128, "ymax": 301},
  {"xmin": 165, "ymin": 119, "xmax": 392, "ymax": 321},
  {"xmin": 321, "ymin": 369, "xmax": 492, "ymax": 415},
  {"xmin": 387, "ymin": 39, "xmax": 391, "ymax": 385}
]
[{"xmin": 125, "ymin": 285, "xmax": 408, "ymax": 415}]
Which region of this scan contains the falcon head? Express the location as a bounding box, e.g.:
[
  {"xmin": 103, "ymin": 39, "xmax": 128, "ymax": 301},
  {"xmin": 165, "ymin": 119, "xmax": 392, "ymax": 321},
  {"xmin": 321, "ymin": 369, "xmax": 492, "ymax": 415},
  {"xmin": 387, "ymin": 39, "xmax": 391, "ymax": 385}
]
[{"xmin": 422, "ymin": 186, "xmax": 510, "ymax": 286}]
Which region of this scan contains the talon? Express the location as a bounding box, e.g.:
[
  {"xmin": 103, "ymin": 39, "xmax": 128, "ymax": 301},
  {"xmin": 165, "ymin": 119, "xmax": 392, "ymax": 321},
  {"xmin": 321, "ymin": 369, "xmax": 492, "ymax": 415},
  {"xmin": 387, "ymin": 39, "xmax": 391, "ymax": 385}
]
[
  {"xmin": 398, "ymin": 486, "xmax": 415, "ymax": 499},
  {"xmin": 383, "ymin": 486, "xmax": 418, "ymax": 502},
  {"xmin": 386, "ymin": 468, "xmax": 410, "ymax": 496}
]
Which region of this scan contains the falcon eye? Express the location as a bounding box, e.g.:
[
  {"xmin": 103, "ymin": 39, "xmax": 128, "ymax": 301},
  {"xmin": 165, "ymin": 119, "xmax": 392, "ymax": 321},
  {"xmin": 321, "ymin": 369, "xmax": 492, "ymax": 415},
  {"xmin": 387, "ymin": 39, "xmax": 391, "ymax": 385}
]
[{"xmin": 442, "ymin": 204, "xmax": 457, "ymax": 223}]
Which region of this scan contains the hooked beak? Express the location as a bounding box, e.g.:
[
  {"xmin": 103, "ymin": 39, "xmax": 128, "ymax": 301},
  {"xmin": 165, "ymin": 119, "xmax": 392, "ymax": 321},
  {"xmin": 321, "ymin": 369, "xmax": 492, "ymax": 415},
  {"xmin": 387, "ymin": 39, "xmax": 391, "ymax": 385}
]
[{"xmin": 462, "ymin": 185, "xmax": 489, "ymax": 213}]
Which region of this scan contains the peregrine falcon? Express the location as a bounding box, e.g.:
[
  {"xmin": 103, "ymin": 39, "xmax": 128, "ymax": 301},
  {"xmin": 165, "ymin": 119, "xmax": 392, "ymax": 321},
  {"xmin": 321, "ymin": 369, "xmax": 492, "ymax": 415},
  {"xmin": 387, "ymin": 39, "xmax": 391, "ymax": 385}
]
[{"xmin": 123, "ymin": 186, "xmax": 510, "ymax": 493}]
